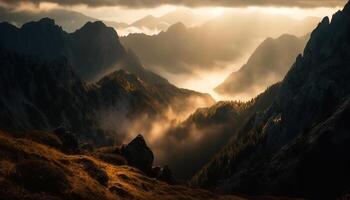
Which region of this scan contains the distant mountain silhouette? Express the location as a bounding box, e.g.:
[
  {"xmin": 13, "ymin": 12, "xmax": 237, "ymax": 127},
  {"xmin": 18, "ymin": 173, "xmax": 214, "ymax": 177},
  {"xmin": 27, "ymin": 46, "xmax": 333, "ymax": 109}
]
[
  {"xmin": 192, "ymin": 3, "xmax": 350, "ymax": 199},
  {"xmin": 131, "ymin": 15, "xmax": 169, "ymax": 31},
  {"xmin": 121, "ymin": 15, "xmax": 319, "ymax": 79},
  {"xmin": 0, "ymin": 18, "xmax": 172, "ymax": 83},
  {"xmin": 216, "ymin": 34, "xmax": 309, "ymax": 98},
  {"xmin": 130, "ymin": 9, "xmax": 210, "ymax": 32},
  {"xmin": 0, "ymin": 7, "xmax": 128, "ymax": 33}
]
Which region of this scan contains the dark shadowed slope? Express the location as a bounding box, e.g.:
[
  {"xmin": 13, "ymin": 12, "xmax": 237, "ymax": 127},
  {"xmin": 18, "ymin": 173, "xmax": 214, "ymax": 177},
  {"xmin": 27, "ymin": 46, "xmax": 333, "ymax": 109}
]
[
  {"xmin": 192, "ymin": 3, "xmax": 350, "ymax": 199},
  {"xmin": 215, "ymin": 34, "xmax": 309, "ymax": 98},
  {"xmin": 0, "ymin": 49, "xmax": 213, "ymax": 146},
  {"xmin": 0, "ymin": 50, "xmax": 96, "ymax": 139}
]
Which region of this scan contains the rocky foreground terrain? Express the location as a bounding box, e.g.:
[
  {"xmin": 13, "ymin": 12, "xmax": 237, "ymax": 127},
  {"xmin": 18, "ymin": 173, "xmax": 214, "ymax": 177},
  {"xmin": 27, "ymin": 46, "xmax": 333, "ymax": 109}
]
[{"xmin": 0, "ymin": 128, "xmax": 304, "ymax": 200}]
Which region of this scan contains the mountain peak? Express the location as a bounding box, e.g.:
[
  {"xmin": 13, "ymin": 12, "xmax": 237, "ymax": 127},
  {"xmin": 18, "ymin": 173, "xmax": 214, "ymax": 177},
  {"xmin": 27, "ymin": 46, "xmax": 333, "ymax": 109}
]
[
  {"xmin": 77, "ymin": 21, "xmax": 109, "ymax": 32},
  {"xmin": 21, "ymin": 17, "xmax": 62, "ymax": 30},
  {"xmin": 321, "ymin": 16, "xmax": 330, "ymax": 25},
  {"xmin": 38, "ymin": 17, "xmax": 55, "ymax": 25},
  {"xmin": 84, "ymin": 21, "xmax": 107, "ymax": 29},
  {"xmin": 343, "ymin": 0, "xmax": 350, "ymax": 13},
  {"xmin": 129, "ymin": 134, "xmax": 147, "ymax": 147},
  {"xmin": 144, "ymin": 15, "xmax": 157, "ymax": 20},
  {"xmin": 73, "ymin": 20, "xmax": 120, "ymax": 39}
]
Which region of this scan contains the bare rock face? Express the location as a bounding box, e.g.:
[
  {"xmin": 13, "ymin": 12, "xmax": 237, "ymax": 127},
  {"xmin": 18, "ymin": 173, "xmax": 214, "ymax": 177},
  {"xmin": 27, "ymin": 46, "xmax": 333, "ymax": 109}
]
[{"xmin": 121, "ymin": 134, "xmax": 154, "ymax": 173}]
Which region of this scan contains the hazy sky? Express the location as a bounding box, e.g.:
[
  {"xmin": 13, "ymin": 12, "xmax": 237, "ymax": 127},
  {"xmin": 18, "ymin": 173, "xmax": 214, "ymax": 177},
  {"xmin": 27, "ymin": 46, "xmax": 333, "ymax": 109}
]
[{"xmin": 0, "ymin": 0, "xmax": 346, "ymax": 23}]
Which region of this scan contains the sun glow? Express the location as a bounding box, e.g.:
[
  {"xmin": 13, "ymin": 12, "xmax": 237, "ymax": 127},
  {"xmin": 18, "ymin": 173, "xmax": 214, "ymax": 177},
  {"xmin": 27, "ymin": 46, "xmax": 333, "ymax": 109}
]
[
  {"xmin": 212, "ymin": 8, "xmax": 225, "ymax": 16},
  {"xmin": 198, "ymin": 7, "xmax": 225, "ymax": 17},
  {"xmin": 241, "ymin": 6, "xmax": 343, "ymax": 19}
]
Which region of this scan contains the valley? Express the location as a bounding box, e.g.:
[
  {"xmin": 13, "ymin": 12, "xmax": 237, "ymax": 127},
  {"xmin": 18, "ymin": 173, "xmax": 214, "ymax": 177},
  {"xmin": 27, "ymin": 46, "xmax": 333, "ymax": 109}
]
[{"xmin": 0, "ymin": 0, "xmax": 350, "ymax": 199}]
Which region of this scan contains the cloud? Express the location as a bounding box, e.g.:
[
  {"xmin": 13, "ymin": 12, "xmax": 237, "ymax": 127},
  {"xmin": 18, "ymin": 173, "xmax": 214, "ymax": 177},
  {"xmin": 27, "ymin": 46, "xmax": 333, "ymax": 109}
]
[{"xmin": 0, "ymin": 0, "xmax": 346, "ymax": 8}]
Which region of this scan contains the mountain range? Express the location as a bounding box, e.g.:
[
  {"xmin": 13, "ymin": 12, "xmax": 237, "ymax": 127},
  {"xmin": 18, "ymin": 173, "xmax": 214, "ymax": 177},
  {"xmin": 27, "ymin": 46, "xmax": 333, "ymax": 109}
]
[
  {"xmin": 121, "ymin": 15, "xmax": 319, "ymax": 80},
  {"xmin": 0, "ymin": 18, "xmax": 213, "ymax": 146},
  {"xmin": 0, "ymin": 18, "xmax": 130, "ymax": 81},
  {"xmin": 0, "ymin": 7, "xmax": 129, "ymax": 33},
  {"xmin": 0, "ymin": 8, "xmax": 208, "ymax": 35}
]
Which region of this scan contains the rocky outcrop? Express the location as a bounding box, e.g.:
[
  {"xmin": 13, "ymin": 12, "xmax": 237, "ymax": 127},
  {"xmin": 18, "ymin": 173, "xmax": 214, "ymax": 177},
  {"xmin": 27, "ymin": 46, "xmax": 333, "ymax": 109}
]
[{"xmin": 121, "ymin": 135, "xmax": 154, "ymax": 173}]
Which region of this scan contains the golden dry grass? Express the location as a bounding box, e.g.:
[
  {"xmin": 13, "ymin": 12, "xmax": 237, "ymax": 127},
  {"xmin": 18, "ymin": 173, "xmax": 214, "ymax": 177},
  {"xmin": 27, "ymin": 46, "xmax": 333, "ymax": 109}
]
[
  {"xmin": 0, "ymin": 130, "xmax": 305, "ymax": 200},
  {"xmin": 0, "ymin": 130, "xmax": 245, "ymax": 200}
]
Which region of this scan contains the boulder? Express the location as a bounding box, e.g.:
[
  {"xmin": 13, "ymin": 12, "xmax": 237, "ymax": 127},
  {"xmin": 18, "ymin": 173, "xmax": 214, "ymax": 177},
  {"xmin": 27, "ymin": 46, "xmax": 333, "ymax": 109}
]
[{"xmin": 121, "ymin": 134, "xmax": 154, "ymax": 173}]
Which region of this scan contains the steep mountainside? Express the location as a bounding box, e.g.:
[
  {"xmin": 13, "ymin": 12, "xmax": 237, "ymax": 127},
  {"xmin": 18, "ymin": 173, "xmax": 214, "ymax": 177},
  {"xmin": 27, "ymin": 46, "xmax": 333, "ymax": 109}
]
[
  {"xmin": 215, "ymin": 34, "xmax": 309, "ymax": 98},
  {"xmin": 0, "ymin": 49, "xmax": 213, "ymax": 146},
  {"xmin": 0, "ymin": 50, "xmax": 97, "ymax": 141},
  {"xmin": 162, "ymin": 83, "xmax": 280, "ymax": 179},
  {"xmin": 192, "ymin": 3, "xmax": 350, "ymax": 199}
]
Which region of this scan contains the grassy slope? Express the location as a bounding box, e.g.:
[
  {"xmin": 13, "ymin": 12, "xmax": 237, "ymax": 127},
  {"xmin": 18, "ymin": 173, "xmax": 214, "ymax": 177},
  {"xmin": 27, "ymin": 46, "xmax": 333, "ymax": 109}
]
[
  {"xmin": 0, "ymin": 130, "xmax": 239, "ymax": 200},
  {"xmin": 0, "ymin": 129, "xmax": 306, "ymax": 200}
]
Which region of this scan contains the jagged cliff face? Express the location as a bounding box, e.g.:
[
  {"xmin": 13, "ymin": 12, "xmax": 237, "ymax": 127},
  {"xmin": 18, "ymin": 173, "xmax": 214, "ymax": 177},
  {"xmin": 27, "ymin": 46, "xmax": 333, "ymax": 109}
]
[{"xmin": 192, "ymin": 3, "xmax": 350, "ymax": 199}]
